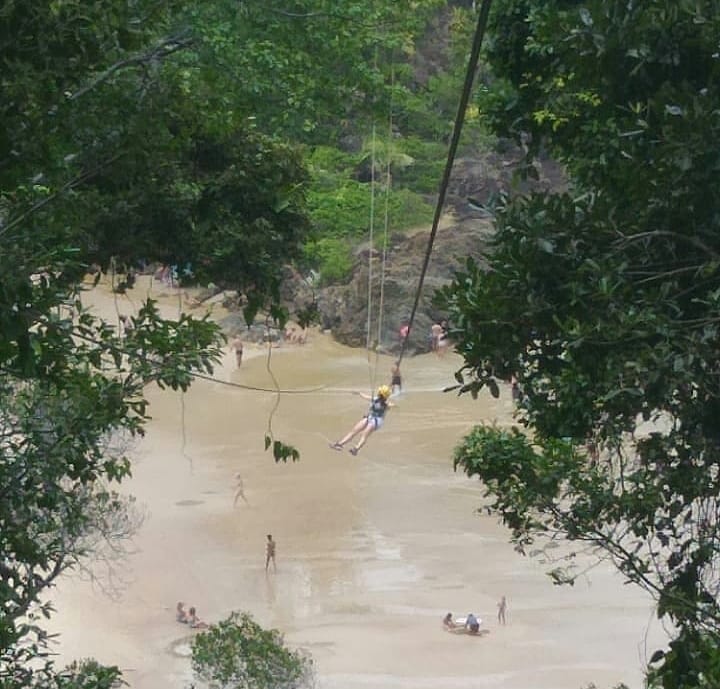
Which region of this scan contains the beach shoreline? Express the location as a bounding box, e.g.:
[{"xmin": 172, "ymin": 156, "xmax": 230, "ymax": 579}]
[{"xmin": 46, "ymin": 277, "xmax": 666, "ymax": 688}]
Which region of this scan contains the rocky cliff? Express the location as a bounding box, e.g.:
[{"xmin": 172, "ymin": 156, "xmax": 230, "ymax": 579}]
[{"xmin": 278, "ymin": 151, "xmax": 563, "ymax": 354}]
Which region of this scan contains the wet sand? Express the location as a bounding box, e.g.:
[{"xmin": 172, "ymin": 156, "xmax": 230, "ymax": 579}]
[{"xmin": 48, "ymin": 278, "xmax": 665, "ymax": 688}]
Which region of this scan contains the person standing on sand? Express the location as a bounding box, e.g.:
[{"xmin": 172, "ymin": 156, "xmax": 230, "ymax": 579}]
[
  {"xmin": 497, "ymin": 595, "xmax": 507, "ymax": 625},
  {"xmin": 430, "ymin": 322, "xmax": 443, "ymax": 352},
  {"xmin": 265, "ymin": 534, "xmax": 276, "ymax": 572},
  {"xmin": 437, "ymin": 319, "xmax": 450, "ymax": 357},
  {"xmin": 390, "ymin": 361, "xmax": 402, "ymax": 397},
  {"xmin": 230, "ymin": 335, "xmax": 243, "ymax": 368}
]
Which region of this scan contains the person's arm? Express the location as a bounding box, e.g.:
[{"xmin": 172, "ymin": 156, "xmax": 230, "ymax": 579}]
[{"xmin": 357, "ymin": 392, "xmax": 372, "ymax": 400}]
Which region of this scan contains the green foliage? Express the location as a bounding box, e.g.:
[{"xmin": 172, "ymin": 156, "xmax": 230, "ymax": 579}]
[
  {"xmin": 46, "ymin": 659, "xmax": 125, "ymax": 689},
  {"xmin": 264, "ymin": 435, "xmax": 301, "ymax": 464},
  {"xmin": 306, "ymin": 173, "xmax": 432, "ymax": 282},
  {"xmin": 304, "ymin": 238, "xmax": 354, "ymax": 285},
  {"xmin": 191, "ymin": 612, "xmax": 313, "ymax": 689},
  {"xmin": 308, "ymin": 181, "xmax": 373, "ymax": 237},
  {"xmin": 0, "ymin": 0, "xmax": 322, "ymax": 684},
  {"xmin": 391, "ymin": 137, "xmax": 447, "ymax": 194},
  {"xmin": 307, "ymin": 146, "xmax": 360, "ymax": 181},
  {"xmin": 440, "ymin": 1, "xmax": 720, "ymax": 687},
  {"xmin": 647, "ymin": 629, "xmax": 720, "ymax": 689},
  {"xmin": 183, "ymin": 0, "xmax": 445, "ymax": 142}
]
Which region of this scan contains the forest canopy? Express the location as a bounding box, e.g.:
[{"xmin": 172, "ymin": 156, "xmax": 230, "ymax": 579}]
[
  {"xmin": 440, "ymin": 1, "xmax": 720, "ymax": 686},
  {"xmin": 0, "ymin": 0, "xmax": 471, "ymax": 685}
]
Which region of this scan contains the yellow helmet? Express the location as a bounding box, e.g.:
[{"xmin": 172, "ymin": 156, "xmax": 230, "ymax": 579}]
[{"xmin": 377, "ymin": 385, "xmax": 391, "ymax": 399}]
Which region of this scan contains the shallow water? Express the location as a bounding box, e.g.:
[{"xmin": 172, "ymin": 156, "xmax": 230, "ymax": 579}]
[{"xmin": 48, "ymin": 278, "xmax": 665, "ymax": 689}]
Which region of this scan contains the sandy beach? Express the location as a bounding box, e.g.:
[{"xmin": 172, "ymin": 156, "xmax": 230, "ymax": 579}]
[{"xmin": 47, "ymin": 277, "xmax": 666, "ymax": 688}]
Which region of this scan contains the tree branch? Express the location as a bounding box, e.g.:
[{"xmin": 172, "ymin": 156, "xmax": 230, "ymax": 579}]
[{"xmin": 68, "ymin": 32, "xmax": 194, "ymax": 102}]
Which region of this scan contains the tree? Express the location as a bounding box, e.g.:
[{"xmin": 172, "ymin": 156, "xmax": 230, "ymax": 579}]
[
  {"xmin": 183, "ymin": 0, "xmax": 445, "ymax": 142},
  {"xmin": 191, "ymin": 612, "xmax": 313, "ymax": 689},
  {"xmin": 438, "ymin": 0, "xmax": 720, "ymax": 685},
  {"xmin": 1, "ymin": 0, "xmax": 312, "ymax": 684}
]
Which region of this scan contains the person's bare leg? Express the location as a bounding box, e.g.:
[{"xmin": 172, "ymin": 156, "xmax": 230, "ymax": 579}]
[
  {"xmin": 334, "ymin": 418, "xmax": 368, "ymax": 447},
  {"xmin": 233, "ymin": 473, "xmax": 248, "ymax": 506},
  {"xmin": 350, "ymin": 425, "xmax": 375, "ymax": 454},
  {"xmin": 355, "ymin": 427, "xmax": 374, "ymax": 450}
]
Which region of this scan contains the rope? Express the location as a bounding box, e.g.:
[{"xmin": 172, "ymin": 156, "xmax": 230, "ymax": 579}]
[
  {"xmin": 365, "ymin": 119, "xmax": 377, "ymax": 395},
  {"xmin": 178, "ymin": 289, "xmax": 193, "ymax": 470},
  {"xmin": 376, "ymin": 60, "xmax": 394, "ymax": 356},
  {"xmin": 397, "ymin": 0, "xmax": 493, "ymax": 367},
  {"xmin": 190, "ymin": 371, "xmax": 325, "ymax": 394}
]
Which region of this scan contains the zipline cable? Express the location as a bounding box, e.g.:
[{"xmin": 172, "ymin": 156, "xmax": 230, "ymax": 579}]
[{"xmin": 397, "ymin": 0, "xmax": 493, "ymax": 367}]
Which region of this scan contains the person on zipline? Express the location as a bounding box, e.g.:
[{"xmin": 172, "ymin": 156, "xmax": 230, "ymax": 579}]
[{"xmin": 330, "ymin": 385, "xmax": 394, "ymax": 455}]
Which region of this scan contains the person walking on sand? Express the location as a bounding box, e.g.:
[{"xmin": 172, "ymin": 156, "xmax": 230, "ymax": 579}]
[
  {"xmin": 230, "ymin": 335, "xmax": 244, "ymax": 368},
  {"xmin": 329, "ymin": 385, "xmax": 395, "ymax": 456},
  {"xmin": 497, "ymin": 595, "xmax": 507, "ymax": 625},
  {"xmin": 265, "ymin": 534, "xmax": 277, "ymax": 572},
  {"xmin": 233, "ymin": 472, "xmax": 248, "ymax": 507}
]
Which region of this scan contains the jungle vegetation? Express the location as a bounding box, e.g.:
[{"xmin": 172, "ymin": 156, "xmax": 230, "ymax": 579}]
[
  {"xmin": 440, "ymin": 1, "xmax": 720, "ymax": 687},
  {"xmin": 0, "ymin": 0, "xmax": 486, "ymax": 685}
]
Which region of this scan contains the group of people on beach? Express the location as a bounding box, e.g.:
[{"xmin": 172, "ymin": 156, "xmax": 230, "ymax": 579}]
[
  {"xmin": 173, "ymin": 534, "xmax": 278, "ymax": 632},
  {"xmin": 176, "ymin": 602, "xmax": 208, "ymax": 630},
  {"xmin": 442, "ymin": 596, "xmax": 507, "ymax": 636},
  {"xmin": 228, "ymin": 325, "xmax": 308, "ymax": 369}
]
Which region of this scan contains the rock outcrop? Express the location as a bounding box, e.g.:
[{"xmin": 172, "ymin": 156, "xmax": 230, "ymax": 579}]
[{"xmin": 280, "ymin": 150, "xmax": 564, "ymax": 353}]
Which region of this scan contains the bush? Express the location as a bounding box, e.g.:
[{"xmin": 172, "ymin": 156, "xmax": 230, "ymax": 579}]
[
  {"xmin": 191, "ymin": 612, "xmax": 313, "ymax": 689},
  {"xmin": 304, "ymin": 237, "xmax": 354, "ymax": 284},
  {"xmin": 49, "ymin": 659, "xmax": 125, "ymax": 689},
  {"xmin": 307, "ymin": 180, "xmax": 371, "ymax": 237},
  {"xmin": 307, "ymin": 145, "xmax": 359, "ymax": 177},
  {"xmin": 392, "ymin": 136, "xmax": 446, "ymax": 194}
]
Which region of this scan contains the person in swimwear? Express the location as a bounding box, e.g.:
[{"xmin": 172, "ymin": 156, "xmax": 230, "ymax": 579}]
[
  {"xmin": 390, "ymin": 361, "xmax": 402, "ymax": 396},
  {"xmin": 176, "ymin": 601, "xmax": 189, "ymax": 623},
  {"xmin": 230, "ymin": 335, "xmax": 244, "ymax": 368},
  {"xmin": 265, "ymin": 533, "xmax": 277, "ymax": 572},
  {"xmin": 436, "ymin": 319, "xmax": 450, "ymax": 357},
  {"xmin": 187, "ymin": 606, "xmax": 209, "ymax": 629},
  {"xmin": 330, "ymin": 385, "xmax": 394, "ymax": 456}
]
